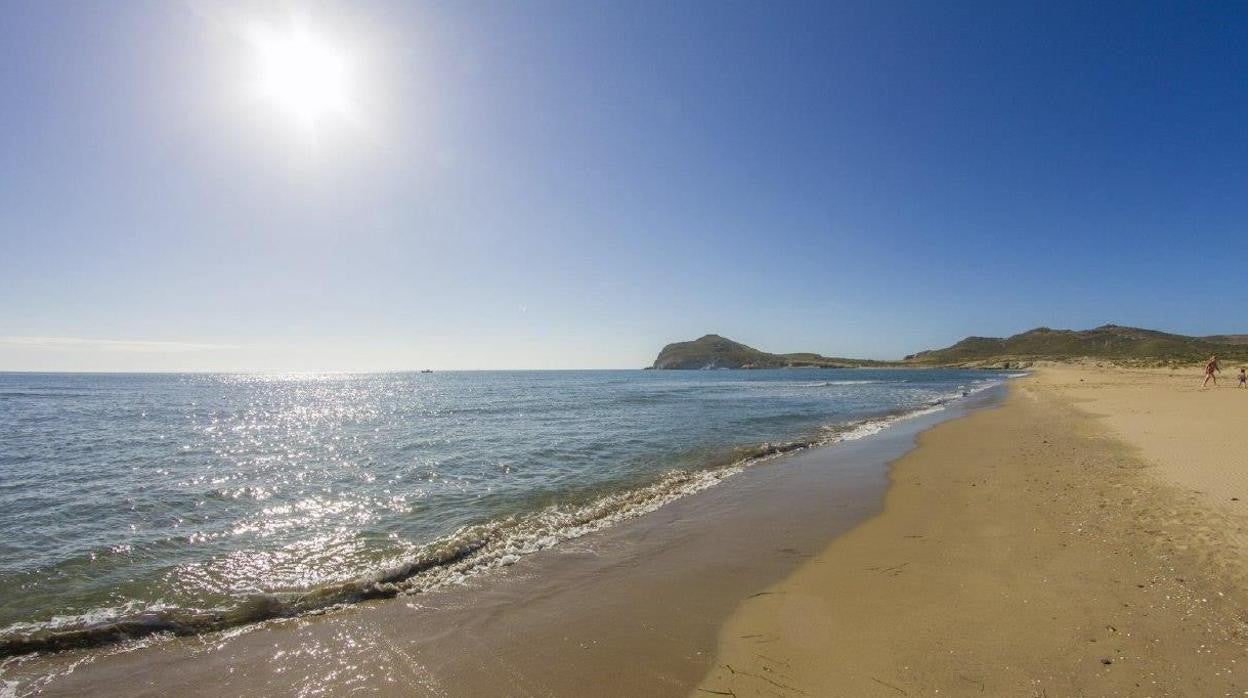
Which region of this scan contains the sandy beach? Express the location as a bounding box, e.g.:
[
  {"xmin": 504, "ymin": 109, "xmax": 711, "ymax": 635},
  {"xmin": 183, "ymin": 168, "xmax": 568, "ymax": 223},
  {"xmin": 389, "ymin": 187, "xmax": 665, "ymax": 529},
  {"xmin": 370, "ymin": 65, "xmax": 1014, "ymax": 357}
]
[
  {"xmin": 7, "ymin": 1, "xmax": 1247, "ymax": 694},
  {"xmin": 697, "ymin": 365, "xmax": 1248, "ymax": 697}
]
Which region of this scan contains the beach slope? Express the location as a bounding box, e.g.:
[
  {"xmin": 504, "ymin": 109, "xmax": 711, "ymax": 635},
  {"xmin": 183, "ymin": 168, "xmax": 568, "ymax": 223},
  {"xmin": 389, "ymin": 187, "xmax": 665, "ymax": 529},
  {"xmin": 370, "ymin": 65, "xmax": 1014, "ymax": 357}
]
[{"xmin": 696, "ymin": 368, "xmax": 1248, "ymax": 697}]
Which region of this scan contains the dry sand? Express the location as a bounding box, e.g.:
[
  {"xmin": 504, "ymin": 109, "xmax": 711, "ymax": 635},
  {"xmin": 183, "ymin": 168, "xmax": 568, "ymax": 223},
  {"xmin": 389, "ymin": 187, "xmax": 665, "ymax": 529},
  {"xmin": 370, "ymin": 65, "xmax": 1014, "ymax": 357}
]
[
  {"xmin": 1037, "ymin": 364, "xmax": 1248, "ymax": 524},
  {"xmin": 696, "ymin": 366, "xmax": 1248, "ymax": 697}
]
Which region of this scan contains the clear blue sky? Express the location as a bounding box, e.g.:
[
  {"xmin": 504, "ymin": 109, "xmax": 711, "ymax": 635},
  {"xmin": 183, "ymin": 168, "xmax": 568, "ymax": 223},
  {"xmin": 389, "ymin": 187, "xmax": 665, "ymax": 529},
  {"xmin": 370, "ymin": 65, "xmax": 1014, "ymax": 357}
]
[{"xmin": 2, "ymin": 1, "xmax": 1245, "ymax": 371}]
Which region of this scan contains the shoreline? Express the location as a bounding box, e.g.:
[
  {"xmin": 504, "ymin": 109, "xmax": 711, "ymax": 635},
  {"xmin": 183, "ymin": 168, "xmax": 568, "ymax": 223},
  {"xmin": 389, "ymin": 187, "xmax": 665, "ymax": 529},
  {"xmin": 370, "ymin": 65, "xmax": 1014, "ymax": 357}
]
[
  {"xmin": 696, "ymin": 367, "xmax": 1248, "ymax": 696},
  {"xmin": 0, "ymin": 377, "xmax": 996, "ymax": 662},
  {"xmin": 12, "ymin": 366, "xmax": 1243, "ymax": 696},
  {"xmin": 1, "ymin": 382, "xmax": 1004, "ymax": 696}
]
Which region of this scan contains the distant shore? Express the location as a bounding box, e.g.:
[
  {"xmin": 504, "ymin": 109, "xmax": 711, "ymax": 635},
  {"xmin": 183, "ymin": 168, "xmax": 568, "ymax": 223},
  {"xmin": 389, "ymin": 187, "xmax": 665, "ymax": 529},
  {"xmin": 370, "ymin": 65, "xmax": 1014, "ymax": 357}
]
[{"xmin": 697, "ymin": 366, "xmax": 1248, "ymax": 696}]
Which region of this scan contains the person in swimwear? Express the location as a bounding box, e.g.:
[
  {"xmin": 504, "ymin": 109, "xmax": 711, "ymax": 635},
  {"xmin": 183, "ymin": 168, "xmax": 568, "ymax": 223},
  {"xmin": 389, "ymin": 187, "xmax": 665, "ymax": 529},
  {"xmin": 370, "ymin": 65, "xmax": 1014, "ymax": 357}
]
[{"xmin": 1203, "ymin": 355, "xmax": 1220, "ymax": 388}]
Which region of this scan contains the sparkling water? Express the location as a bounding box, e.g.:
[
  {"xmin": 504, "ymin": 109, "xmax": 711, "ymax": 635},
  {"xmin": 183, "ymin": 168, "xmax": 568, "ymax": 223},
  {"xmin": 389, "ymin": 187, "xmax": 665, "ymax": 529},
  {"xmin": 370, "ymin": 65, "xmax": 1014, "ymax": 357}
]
[{"xmin": 0, "ymin": 368, "xmax": 1009, "ymax": 654}]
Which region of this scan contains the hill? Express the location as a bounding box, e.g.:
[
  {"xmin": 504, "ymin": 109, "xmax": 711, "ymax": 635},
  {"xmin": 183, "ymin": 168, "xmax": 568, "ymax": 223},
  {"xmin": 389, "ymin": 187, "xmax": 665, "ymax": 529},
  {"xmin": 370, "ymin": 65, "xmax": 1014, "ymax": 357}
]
[
  {"xmin": 1203, "ymin": 335, "xmax": 1248, "ymax": 346},
  {"xmin": 651, "ymin": 326, "xmax": 1248, "ymax": 370},
  {"xmin": 905, "ymin": 325, "xmax": 1248, "ymax": 366},
  {"xmin": 650, "ymin": 335, "xmax": 892, "ymax": 370}
]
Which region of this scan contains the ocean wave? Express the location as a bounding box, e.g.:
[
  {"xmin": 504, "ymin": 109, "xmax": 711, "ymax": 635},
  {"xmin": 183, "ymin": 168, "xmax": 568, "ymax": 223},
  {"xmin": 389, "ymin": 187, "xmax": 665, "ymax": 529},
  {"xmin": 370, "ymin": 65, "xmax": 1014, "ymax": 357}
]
[
  {"xmin": 0, "ymin": 467, "xmax": 752, "ymax": 658},
  {"xmin": 0, "ymin": 380, "xmax": 1003, "ymax": 659}
]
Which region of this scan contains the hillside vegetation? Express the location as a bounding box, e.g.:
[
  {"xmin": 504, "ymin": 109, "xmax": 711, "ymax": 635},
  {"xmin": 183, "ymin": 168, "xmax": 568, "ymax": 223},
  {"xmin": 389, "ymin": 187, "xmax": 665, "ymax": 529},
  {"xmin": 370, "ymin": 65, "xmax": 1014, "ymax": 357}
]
[
  {"xmin": 1203, "ymin": 335, "xmax": 1248, "ymax": 346},
  {"xmin": 904, "ymin": 325, "xmax": 1248, "ymax": 366},
  {"xmin": 651, "ymin": 326, "xmax": 1248, "ymax": 370}
]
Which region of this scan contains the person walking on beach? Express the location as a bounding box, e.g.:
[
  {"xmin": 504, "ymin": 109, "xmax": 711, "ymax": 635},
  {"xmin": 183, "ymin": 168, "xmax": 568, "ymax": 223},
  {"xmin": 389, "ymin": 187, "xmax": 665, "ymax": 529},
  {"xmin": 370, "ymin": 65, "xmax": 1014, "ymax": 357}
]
[
  {"xmin": 1203, "ymin": 355, "xmax": 1220, "ymax": 388},
  {"xmin": 1238, "ymin": 367, "xmax": 1246, "ymax": 388}
]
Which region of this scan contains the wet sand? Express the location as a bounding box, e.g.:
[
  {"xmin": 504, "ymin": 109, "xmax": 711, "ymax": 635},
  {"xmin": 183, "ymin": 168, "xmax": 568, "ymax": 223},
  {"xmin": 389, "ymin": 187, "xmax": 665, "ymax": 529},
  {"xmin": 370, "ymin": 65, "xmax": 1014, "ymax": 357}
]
[
  {"xmin": 697, "ymin": 367, "xmax": 1248, "ymax": 696},
  {"xmin": 3, "ymin": 392, "xmax": 999, "ymax": 696}
]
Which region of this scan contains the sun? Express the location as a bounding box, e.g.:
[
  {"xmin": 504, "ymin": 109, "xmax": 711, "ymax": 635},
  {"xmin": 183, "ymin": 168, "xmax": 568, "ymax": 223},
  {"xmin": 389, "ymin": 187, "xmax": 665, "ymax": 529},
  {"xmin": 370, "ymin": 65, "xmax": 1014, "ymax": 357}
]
[{"xmin": 248, "ymin": 20, "xmax": 351, "ymax": 133}]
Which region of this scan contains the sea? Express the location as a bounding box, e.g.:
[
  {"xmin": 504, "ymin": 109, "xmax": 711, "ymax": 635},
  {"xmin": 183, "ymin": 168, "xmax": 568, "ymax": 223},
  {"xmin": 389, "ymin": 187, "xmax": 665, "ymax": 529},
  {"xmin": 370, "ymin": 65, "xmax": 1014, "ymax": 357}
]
[{"xmin": 0, "ymin": 368, "xmax": 1014, "ymax": 657}]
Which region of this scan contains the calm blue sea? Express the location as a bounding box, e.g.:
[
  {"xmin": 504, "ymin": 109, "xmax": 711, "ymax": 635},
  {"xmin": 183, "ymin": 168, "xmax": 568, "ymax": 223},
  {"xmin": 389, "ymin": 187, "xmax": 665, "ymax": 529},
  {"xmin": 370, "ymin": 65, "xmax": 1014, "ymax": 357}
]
[{"xmin": 0, "ymin": 368, "xmax": 1011, "ymax": 654}]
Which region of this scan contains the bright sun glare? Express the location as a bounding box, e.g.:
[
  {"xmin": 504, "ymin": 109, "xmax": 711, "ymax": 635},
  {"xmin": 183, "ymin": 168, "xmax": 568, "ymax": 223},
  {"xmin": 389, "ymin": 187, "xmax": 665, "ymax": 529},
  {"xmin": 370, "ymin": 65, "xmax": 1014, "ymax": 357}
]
[{"xmin": 249, "ymin": 21, "xmax": 351, "ymax": 133}]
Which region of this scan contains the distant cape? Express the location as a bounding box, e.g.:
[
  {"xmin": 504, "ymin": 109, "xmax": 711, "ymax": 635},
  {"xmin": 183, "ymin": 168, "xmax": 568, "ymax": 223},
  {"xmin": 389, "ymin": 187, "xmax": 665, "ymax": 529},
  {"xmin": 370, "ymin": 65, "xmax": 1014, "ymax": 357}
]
[{"xmin": 649, "ymin": 335, "xmax": 887, "ymax": 370}]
